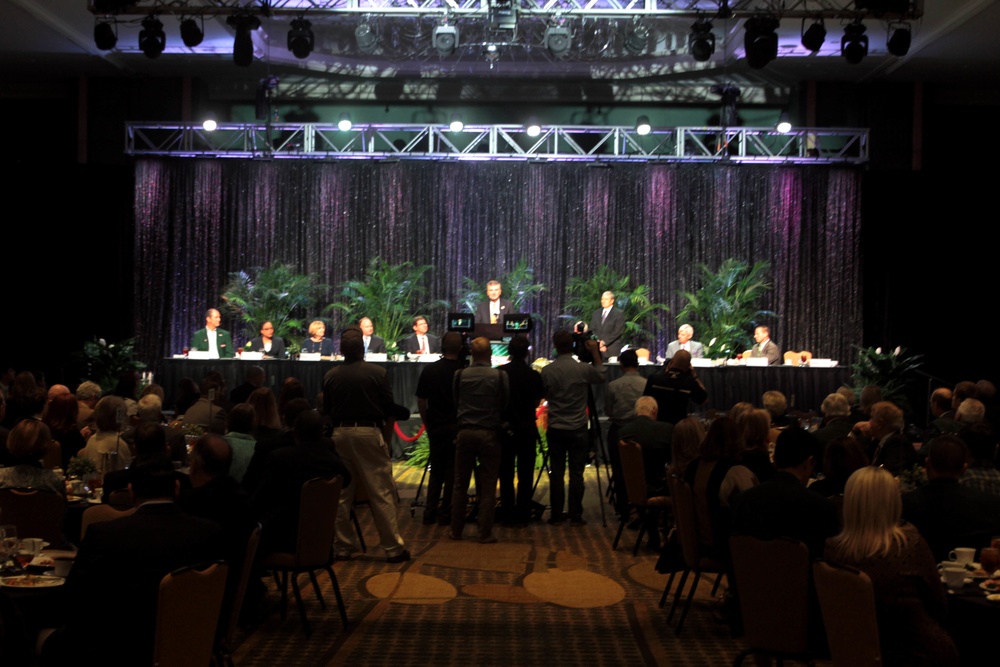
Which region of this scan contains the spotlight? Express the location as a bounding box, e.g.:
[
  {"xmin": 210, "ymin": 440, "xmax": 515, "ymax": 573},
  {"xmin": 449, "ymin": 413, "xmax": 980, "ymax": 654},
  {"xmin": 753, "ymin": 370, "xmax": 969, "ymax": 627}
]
[
  {"xmin": 841, "ymin": 20, "xmax": 868, "ymax": 64},
  {"xmin": 624, "ymin": 23, "xmax": 649, "ymax": 56},
  {"xmin": 887, "ymin": 23, "xmax": 911, "ymax": 56},
  {"xmin": 449, "ymin": 114, "xmax": 464, "ymax": 132},
  {"xmin": 433, "ymin": 24, "xmax": 459, "ymax": 56},
  {"xmin": 138, "ymin": 15, "xmax": 165, "ymax": 59},
  {"xmin": 776, "ymin": 111, "xmax": 792, "ymax": 134},
  {"xmin": 544, "ymin": 24, "xmax": 572, "ymax": 58},
  {"xmin": 717, "ymin": 0, "xmax": 733, "ymax": 20},
  {"xmin": 689, "ymin": 19, "xmax": 715, "ymax": 62},
  {"xmin": 180, "ymin": 17, "xmax": 203, "ymax": 48},
  {"xmin": 287, "ymin": 18, "xmax": 313, "ymax": 59},
  {"xmin": 801, "ymin": 18, "xmax": 825, "ymax": 53},
  {"xmin": 484, "ymin": 43, "xmax": 500, "ymax": 65},
  {"xmin": 202, "ymin": 119, "xmax": 217, "ymax": 132},
  {"xmin": 635, "ymin": 116, "xmax": 651, "ymax": 136},
  {"xmin": 338, "ymin": 113, "xmax": 352, "ymax": 132},
  {"xmin": 526, "ymin": 119, "xmax": 541, "ymax": 137},
  {"xmin": 94, "ymin": 21, "xmax": 117, "ymax": 51},
  {"xmin": 744, "ymin": 15, "xmax": 779, "ymax": 69},
  {"xmin": 228, "ymin": 13, "xmax": 261, "ymax": 67},
  {"xmin": 356, "ymin": 23, "xmax": 378, "ymax": 54}
]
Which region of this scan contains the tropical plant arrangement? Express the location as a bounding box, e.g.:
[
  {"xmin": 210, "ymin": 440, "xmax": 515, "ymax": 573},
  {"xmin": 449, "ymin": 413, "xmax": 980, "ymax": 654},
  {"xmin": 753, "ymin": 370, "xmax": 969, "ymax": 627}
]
[
  {"xmin": 326, "ymin": 257, "xmax": 449, "ymax": 352},
  {"xmin": 563, "ymin": 266, "xmax": 670, "ymax": 349},
  {"xmin": 851, "ymin": 345, "xmax": 924, "ymax": 407},
  {"xmin": 459, "ymin": 257, "xmax": 548, "ymax": 315},
  {"xmin": 220, "ymin": 263, "xmax": 327, "ymax": 354},
  {"xmin": 676, "ymin": 259, "xmax": 776, "ymax": 358},
  {"xmin": 78, "ymin": 337, "xmax": 146, "ymax": 391}
]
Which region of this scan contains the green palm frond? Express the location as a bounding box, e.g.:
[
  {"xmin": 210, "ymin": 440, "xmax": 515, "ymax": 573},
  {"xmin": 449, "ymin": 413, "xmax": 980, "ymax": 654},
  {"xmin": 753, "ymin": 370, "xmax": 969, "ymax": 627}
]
[
  {"xmin": 221, "ymin": 263, "xmax": 327, "ymax": 344},
  {"xmin": 563, "ymin": 266, "xmax": 670, "ymax": 347}
]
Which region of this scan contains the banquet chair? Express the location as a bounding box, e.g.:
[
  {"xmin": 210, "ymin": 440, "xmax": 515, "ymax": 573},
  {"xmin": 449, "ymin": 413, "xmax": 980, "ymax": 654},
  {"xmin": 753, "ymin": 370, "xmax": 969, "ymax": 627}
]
[
  {"xmin": 660, "ymin": 475, "xmax": 725, "ymax": 634},
  {"xmin": 260, "ymin": 475, "xmax": 348, "ymax": 637},
  {"xmin": 613, "ymin": 440, "xmax": 670, "ymax": 555},
  {"xmin": 812, "ymin": 560, "xmax": 881, "ymax": 667},
  {"xmin": 0, "ymin": 488, "xmax": 66, "ymax": 546},
  {"xmin": 783, "ymin": 350, "xmax": 813, "ymax": 365},
  {"xmin": 729, "ymin": 535, "xmax": 814, "ymax": 667},
  {"xmin": 634, "ymin": 348, "xmax": 651, "ymax": 363},
  {"xmin": 152, "ymin": 561, "xmax": 228, "ymax": 667},
  {"xmin": 80, "ymin": 504, "xmax": 137, "ymax": 540},
  {"xmin": 215, "ymin": 523, "xmax": 262, "ymax": 667}
]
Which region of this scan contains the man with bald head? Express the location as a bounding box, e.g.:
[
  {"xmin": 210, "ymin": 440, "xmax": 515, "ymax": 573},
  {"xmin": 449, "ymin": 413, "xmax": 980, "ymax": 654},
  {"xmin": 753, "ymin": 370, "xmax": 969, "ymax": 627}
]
[
  {"xmin": 450, "ymin": 337, "xmax": 508, "ymax": 542},
  {"xmin": 665, "ymin": 324, "xmax": 704, "ymax": 359},
  {"xmin": 192, "ymin": 308, "xmax": 234, "ymax": 359}
]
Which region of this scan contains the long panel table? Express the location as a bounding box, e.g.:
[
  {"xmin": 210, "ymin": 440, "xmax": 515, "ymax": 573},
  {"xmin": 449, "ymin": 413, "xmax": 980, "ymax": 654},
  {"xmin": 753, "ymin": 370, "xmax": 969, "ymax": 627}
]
[{"xmin": 158, "ymin": 358, "xmax": 851, "ymax": 417}]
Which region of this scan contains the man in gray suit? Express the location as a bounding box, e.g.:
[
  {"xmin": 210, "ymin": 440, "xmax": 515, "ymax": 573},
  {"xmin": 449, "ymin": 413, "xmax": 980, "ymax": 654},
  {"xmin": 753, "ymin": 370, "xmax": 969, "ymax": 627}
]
[
  {"xmin": 747, "ymin": 325, "xmax": 782, "ymax": 365},
  {"xmin": 665, "ymin": 324, "xmax": 704, "ymax": 359}
]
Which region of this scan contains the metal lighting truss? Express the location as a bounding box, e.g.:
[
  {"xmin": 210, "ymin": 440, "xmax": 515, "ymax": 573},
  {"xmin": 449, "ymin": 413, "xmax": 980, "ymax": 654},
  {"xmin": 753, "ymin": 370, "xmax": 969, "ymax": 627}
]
[
  {"xmin": 126, "ymin": 122, "xmax": 868, "ymax": 163},
  {"xmin": 91, "ymin": 1, "xmax": 922, "ymax": 21}
]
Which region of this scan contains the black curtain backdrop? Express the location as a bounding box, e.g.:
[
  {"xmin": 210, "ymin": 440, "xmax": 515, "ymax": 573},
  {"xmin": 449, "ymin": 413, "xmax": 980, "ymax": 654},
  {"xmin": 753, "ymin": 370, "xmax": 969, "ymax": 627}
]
[{"xmin": 134, "ymin": 159, "xmax": 863, "ymax": 366}]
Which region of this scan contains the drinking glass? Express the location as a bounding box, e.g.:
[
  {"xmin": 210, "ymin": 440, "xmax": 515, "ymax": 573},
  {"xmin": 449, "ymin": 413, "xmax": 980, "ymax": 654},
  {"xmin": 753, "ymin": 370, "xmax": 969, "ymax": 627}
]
[
  {"xmin": 981, "ymin": 547, "xmax": 1000, "ymax": 574},
  {"xmin": 0, "ymin": 525, "xmax": 18, "ymax": 565}
]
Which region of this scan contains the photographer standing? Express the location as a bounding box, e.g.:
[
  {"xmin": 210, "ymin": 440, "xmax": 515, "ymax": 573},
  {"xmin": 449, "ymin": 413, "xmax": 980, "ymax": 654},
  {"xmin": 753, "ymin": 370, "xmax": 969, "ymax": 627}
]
[{"xmin": 540, "ymin": 330, "xmax": 605, "ymax": 525}]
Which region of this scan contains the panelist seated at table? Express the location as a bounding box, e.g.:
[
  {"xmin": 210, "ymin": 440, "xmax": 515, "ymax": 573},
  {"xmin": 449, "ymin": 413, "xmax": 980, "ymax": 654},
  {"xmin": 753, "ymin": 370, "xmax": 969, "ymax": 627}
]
[
  {"xmin": 243, "ymin": 321, "xmax": 286, "ymax": 359},
  {"xmin": 400, "ymin": 315, "xmax": 440, "ymax": 354},
  {"xmin": 301, "ymin": 319, "xmax": 335, "ymax": 356},
  {"xmin": 746, "ymin": 325, "xmax": 781, "ymax": 365},
  {"xmin": 360, "ymin": 317, "xmax": 387, "ymax": 354},
  {"xmin": 192, "ymin": 308, "xmax": 234, "ymax": 359},
  {"xmin": 665, "ymin": 324, "xmax": 704, "ymax": 359}
]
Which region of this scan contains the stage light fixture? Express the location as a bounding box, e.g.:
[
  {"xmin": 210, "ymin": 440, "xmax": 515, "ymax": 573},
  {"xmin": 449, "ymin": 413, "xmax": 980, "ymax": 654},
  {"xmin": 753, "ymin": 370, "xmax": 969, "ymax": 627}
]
[
  {"xmin": 433, "ymin": 24, "xmax": 459, "ymax": 56},
  {"xmin": 744, "ymin": 15, "xmax": 779, "ymax": 69},
  {"xmin": 801, "ymin": 18, "xmax": 826, "ymax": 53},
  {"xmin": 887, "ymin": 23, "xmax": 911, "ymax": 56},
  {"xmin": 139, "ymin": 15, "xmax": 165, "ymax": 59},
  {"xmin": 688, "ymin": 19, "xmax": 715, "ymax": 62},
  {"xmin": 544, "ymin": 23, "xmax": 572, "ymax": 58},
  {"xmin": 338, "ymin": 113, "xmax": 352, "ymax": 132},
  {"xmin": 717, "ymin": 0, "xmax": 733, "ymax": 20},
  {"xmin": 228, "ymin": 13, "xmax": 261, "ymax": 67},
  {"xmin": 526, "ymin": 119, "xmax": 541, "ymax": 137},
  {"xmin": 624, "ymin": 23, "xmax": 649, "ymax": 56},
  {"xmin": 180, "ymin": 17, "xmax": 203, "ymax": 48},
  {"xmin": 202, "ymin": 119, "xmax": 217, "ymax": 132},
  {"xmin": 287, "ymin": 18, "xmax": 314, "ymax": 59},
  {"xmin": 635, "ymin": 116, "xmax": 651, "ymax": 136},
  {"xmin": 841, "ymin": 20, "xmax": 868, "ymax": 64},
  {"xmin": 484, "ymin": 43, "xmax": 501, "ymax": 66},
  {"xmin": 94, "ymin": 20, "xmax": 117, "ymax": 51},
  {"xmin": 776, "ymin": 111, "xmax": 792, "ymax": 134},
  {"xmin": 356, "ymin": 22, "xmax": 378, "ymax": 54},
  {"xmin": 449, "ymin": 114, "xmax": 464, "ymax": 132}
]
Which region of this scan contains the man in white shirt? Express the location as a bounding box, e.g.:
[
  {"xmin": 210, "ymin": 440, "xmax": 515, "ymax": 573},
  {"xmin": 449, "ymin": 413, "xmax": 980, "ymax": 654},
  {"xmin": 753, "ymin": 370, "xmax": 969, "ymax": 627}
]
[
  {"xmin": 474, "ymin": 280, "xmax": 514, "ymax": 324},
  {"xmin": 588, "ymin": 291, "xmax": 625, "ymax": 360},
  {"xmin": 191, "ymin": 308, "xmax": 234, "ymax": 359},
  {"xmin": 665, "ymin": 324, "xmax": 705, "ymax": 359},
  {"xmin": 359, "ymin": 317, "xmax": 387, "ymax": 354},
  {"xmin": 401, "ymin": 315, "xmax": 440, "ymax": 354}
]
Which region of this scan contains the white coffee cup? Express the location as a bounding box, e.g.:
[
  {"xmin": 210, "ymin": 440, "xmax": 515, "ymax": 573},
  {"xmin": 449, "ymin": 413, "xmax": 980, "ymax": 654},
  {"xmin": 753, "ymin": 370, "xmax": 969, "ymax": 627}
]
[
  {"xmin": 942, "ymin": 568, "xmax": 966, "ymax": 589},
  {"xmin": 21, "ymin": 537, "xmax": 44, "ymax": 555},
  {"xmin": 52, "ymin": 557, "xmax": 74, "ymax": 578},
  {"xmin": 940, "ymin": 561, "xmax": 966, "ymax": 571},
  {"xmin": 949, "ymin": 547, "xmax": 976, "ymax": 564}
]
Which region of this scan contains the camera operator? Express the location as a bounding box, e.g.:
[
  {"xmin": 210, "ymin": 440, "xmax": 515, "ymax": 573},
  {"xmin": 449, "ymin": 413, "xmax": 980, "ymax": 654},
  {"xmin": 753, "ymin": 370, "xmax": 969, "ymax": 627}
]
[{"xmin": 540, "ymin": 330, "xmax": 606, "ymax": 525}]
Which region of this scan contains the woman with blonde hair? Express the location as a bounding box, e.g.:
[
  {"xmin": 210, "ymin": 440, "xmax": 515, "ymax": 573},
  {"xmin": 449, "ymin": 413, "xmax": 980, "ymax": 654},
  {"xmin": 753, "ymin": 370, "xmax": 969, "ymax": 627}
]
[
  {"xmin": 824, "ymin": 466, "xmax": 958, "ymax": 667},
  {"xmin": 301, "ymin": 320, "xmax": 334, "ymax": 356}
]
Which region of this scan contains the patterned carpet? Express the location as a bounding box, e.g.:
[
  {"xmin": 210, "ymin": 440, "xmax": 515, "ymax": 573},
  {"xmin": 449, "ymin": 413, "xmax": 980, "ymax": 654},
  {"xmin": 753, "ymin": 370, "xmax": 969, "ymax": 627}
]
[{"xmin": 231, "ymin": 463, "xmax": 767, "ymax": 667}]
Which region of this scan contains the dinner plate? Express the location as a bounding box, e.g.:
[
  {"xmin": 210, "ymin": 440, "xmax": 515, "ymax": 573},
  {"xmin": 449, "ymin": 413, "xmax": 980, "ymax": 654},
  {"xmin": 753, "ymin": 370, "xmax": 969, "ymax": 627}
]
[
  {"xmin": 941, "ymin": 576, "xmax": 973, "ymax": 586},
  {"xmin": 0, "ymin": 575, "xmax": 65, "ymax": 588},
  {"xmin": 987, "ymin": 594, "xmax": 1000, "ymax": 603},
  {"xmin": 66, "ymin": 495, "xmax": 84, "ymax": 503},
  {"xmin": 978, "ymin": 580, "xmax": 1000, "ymax": 593}
]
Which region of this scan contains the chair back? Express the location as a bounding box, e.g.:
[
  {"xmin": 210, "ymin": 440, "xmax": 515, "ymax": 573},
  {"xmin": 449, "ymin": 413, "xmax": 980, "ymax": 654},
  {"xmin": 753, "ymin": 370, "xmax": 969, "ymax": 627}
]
[
  {"xmin": 219, "ymin": 524, "xmax": 262, "ymax": 654},
  {"xmin": 783, "ymin": 350, "xmax": 813, "ymax": 365},
  {"xmin": 80, "ymin": 504, "xmax": 138, "ymax": 540},
  {"xmin": 666, "ymin": 476, "xmax": 701, "ymax": 570},
  {"xmin": 295, "ymin": 476, "xmax": 343, "ymax": 567},
  {"xmin": 618, "ymin": 440, "xmax": 651, "ymax": 507},
  {"xmin": 634, "ymin": 348, "xmax": 651, "ymax": 363},
  {"xmin": 813, "ymin": 560, "xmax": 881, "ymax": 667},
  {"xmin": 729, "ymin": 535, "xmax": 811, "ymax": 655},
  {"xmin": 0, "ymin": 488, "xmax": 66, "ymax": 545},
  {"xmin": 153, "ymin": 562, "xmax": 228, "ymax": 667}
]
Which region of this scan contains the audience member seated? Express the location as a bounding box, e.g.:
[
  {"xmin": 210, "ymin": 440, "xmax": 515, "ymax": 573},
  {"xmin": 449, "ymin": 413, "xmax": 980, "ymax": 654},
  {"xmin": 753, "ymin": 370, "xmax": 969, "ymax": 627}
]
[
  {"xmin": 825, "ymin": 466, "xmax": 959, "ymax": 667},
  {"xmin": 247, "ymin": 386, "xmax": 283, "ymax": 443},
  {"xmin": 241, "ymin": 397, "xmax": 313, "ymax": 495},
  {"xmin": 2, "ymin": 371, "xmax": 44, "ymax": 428},
  {"xmin": 923, "ymin": 387, "xmax": 959, "ymax": 442},
  {"xmin": 763, "ymin": 390, "xmax": 796, "ymax": 429},
  {"xmin": 74, "ymin": 380, "xmax": 102, "ymax": 432},
  {"xmin": 224, "ymin": 403, "xmax": 256, "ymax": 484},
  {"xmin": 183, "ymin": 372, "xmax": 229, "ymax": 435},
  {"xmin": 43, "ymin": 392, "xmax": 85, "ymax": 470},
  {"xmin": 642, "ymin": 350, "xmax": 707, "ymax": 425},
  {"xmin": 959, "ymin": 422, "xmax": 1000, "ymax": 497},
  {"xmin": 807, "ymin": 436, "xmax": 869, "ymax": 498},
  {"xmin": 81, "ymin": 395, "xmax": 133, "ymax": 472},
  {"xmin": 668, "ymin": 416, "xmax": 706, "ymax": 478},
  {"xmin": 0, "ymin": 419, "xmax": 66, "ymax": 494},
  {"xmin": 229, "ymin": 365, "xmax": 266, "ymax": 405},
  {"xmin": 40, "ymin": 457, "xmax": 223, "ymax": 667},
  {"xmin": 684, "ymin": 416, "xmax": 746, "ymax": 561},
  {"xmin": 811, "ymin": 393, "xmax": 854, "ymax": 474},
  {"xmin": 736, "ymin": 408, "xmax": 776, "ymax": 484},
  {"xmin": 902, "ymin": 435, "xmax": 1000, "ymax": 562},
  {"xmin": 853, "ymin": 401, "xmax": 915, "ymax": 475},
  {"xmin": 173, "ymin": 376, "xmax": 200, "ymax": 416},
  {"xmin": 731, "ymin": 427, "xmax": 838, "ymax": 558},
  {"xmin": 618, "ymin": 396, "xmax": 672, "ymax": 496},
  {"xmin": 102, "ymin": 421, "xmax": 190, "ymax": 504}
]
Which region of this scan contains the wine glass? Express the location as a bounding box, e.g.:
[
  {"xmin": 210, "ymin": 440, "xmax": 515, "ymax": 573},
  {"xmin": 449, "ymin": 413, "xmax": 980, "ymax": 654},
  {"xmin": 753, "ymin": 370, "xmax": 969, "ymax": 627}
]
[{"xmin": 0, "ymin": 525, "xmax": 18, "ymax": 567}]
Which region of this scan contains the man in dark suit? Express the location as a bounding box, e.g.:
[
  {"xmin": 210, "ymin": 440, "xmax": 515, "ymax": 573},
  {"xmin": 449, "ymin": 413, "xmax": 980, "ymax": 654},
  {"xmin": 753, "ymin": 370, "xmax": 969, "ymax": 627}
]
[
  {"xmin": 474, "ymin": 280, "xmax": 515, "ymax": 324},
  {"xmin": 618, "ymin": 396, "xmax": 673, "ymax": 495},
  {"xmin": 400, "ymin": 315, "xmax": 440, "ymax": 354},
  {"xmin": 589, "ymin": 291, "xmax": 626, "ymax": 360},
  {"xmin": 41, "ymin": 457, "xmax": 224, "ymax": 667},
  {"xmin": 360, "ymin": 317, "xmax": 387, "ymax": 354},
  {"xmin": 192, "ymin": 307, "xmax": 234, "ymax": 358},
  {"xmin": 747, "ymin": 325, "xmax": 781, "ymax": 365}
]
